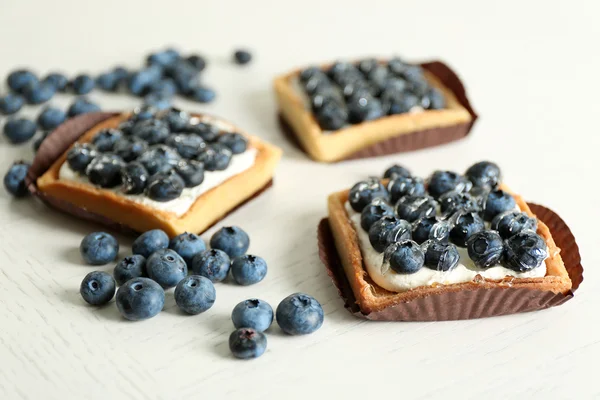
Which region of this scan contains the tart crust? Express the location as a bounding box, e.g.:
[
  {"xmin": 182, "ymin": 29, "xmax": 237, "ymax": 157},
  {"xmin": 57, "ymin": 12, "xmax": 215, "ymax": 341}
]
[
  {"xmin": 327, "ymin": 183, "xmax": 572, "ymax": 314},
  {"xmin": 274, "ymin": 62, "xmax": 473, "ymax": 162},
  {"xmin": 37, "ymin": 114, "xmax": 282, "ymax": 237}
]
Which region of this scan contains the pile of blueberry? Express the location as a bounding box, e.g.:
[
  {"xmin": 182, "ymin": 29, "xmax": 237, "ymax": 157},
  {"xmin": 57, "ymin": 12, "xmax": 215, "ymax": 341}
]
[
  {"xmin": 298, "ymin": 57, "xmax": 445, "ymax": 131},
  {"xmin": 350, "ymin": 161, "xmax": 548, "ymax": 274}
]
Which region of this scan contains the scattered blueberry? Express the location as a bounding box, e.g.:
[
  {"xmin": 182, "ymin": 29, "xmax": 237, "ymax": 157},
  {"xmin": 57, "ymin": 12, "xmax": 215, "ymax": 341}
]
[
  {"xmin": 85, "ymin": 154, "xmax": 124, "ymax": 188},
  {"xmin": 169, "ymin": 232, "xmax": 206, "ymax": 267},
  {"xmin": 196, "ymin": 144, "xmax": 232, "ymax": 171},
  {"xmin": 143, "ymin": 93, "xmax": 172, "ymax": 110},
  {"xmin": 148, "ymin": 79, "xmax": 177, "ymax": 97},
  {"xmin": 388, "ymin": 176, "xmax": 426, "ymax": 203},
  {"xmin": 411, "ymin": 215, "xmax": 438, "ymax": 244},
  {"xmin": 427, "ymin": 170, "xmax": 471, "ymax": 199},
  {"xmin": 466, "ymin": 230, "xmax": 504, "ymax": 268},
  {"xmin": 132, "ymin": 118, "xmax": 170, "ymax": 145},
  {"xmin": 232, "ymin": 299, "xmax": 273, "ymax": 332},
  {"xmin": 348, "ymin": 178, "xmax": 388, "ymax": 212},
  {"xmin": 174, "ymin": 275, "xmax": 216, "ymax": 315},
  {"xmin": 113, "ymin": 137, "xmax": 148, "ymax": 162},
  {"xmin": 482, "ymin": 189, "xmax": 516, "ymax": 221},
  {"xmin": 146, "ymin": 248, "xmax": 187, "ymax": 289},
  {"xmin": 79, "ymin": 232, "xmax": 119, "ymax": 265},
  {"xmin": 146, "ymin": 170, "xmax": 185, "ymax": 202},
  {"xmin": 22, "ymin": 81, "xmax": 55, "ymax": 104},
  {"xmin": 66, "ymin": 143, "xmax": 98, "ymax": 173},
  {"xmin": 210, "ymin": 226, "xmax": 250, "ymax": 258},
  {"xmin": 368, "ymin": 216, "xmax": 412, "ymax": 253},
  {"xmin": 7, "ymin": 69, "xmax": 38, "ymax": 93},
  {"xmin": 465, "ymin": 161, "xmax": 501, "ymax": 190},
  {"xmin": 491, "ymin": 210, "xmax": 538, "ymax": 240},
  {"xmin": 360, "ymin": 198, "xmax": 395, "ymax": 231},
  {"xmin": 169, "ymin": 61, "xmax": 200, "ymax": 95},
  {"xmin": 384, "ymin": 239, "xmax": 425, "ymax": 274},
  {"xmin": 383, "ymin": 164, "xmax": 411, "ymax": 180},
  {"xmin": 147, "ymin": 48, "xmax": 181, "ymax": 68},
  {"xmin": 429, "ymin": 220, "xmax": 452, "ymax": 244},
  {"xmin": 92, "ymin": 128, "xmax": 123, "ymax": 152},
  {"xmin": 231, "ymin": 255, "xmax": 267, "ymax": 286},
  {"xmin": 113, "ymin": 255, "xmax": 147, "ymax": 286},
  {"xmin": 395, "ymin": 195, "xmax": 437, "ymax": 222},
  {"xmin": 96, "ymin": 72, "xmax": 120, "ymax": 91},
  {"xmin": 132, "ymin": 229, "xmax": 169, "ymax": 258},
  {"xmin": 115, "ymin": 277, "xmax": 165, "ymax": 321},
  {"xmin": 422, "ymin": 240, "xmax": 460, "ymax": 271},
  {"xmin": 138, "ymin": 145, "xmax": 181, "ymax": 175},
  {"xmin": 37, "ymin": 107, "xmax": 66, "ymax": 131},
  {"xmin": 67, "ymin": 97, "xmax": 101, "ymax": 117},
  {"xmin": 71, "ymin": 74, "xmax": 95, "ymax": 95},
  {"xmin": 120, "ymin": 162, "xmax": 149, "ymax": 194},
  {"xmin": 191, "ymin": 249, "xmax": 231, "ymax": 283},
  {"xmin": 80, "ymin": 271, "xmax": 116, "ymax": 306},
  {"xmin": 3, "ymin": 118, "xmax": 37, "ymax": 144},
  {"xmin": 3, "ymin": 161, "xmax": 30, "ymax": 197},
  {"xmin": 448, "ymin": 211, "xmax": 485, "ymax": 247},
  {"xmin": 276, "ymin": 293, "xmax": 324, "ymax": 335},
  {"xmin": 503, "ymin": 230, "xmax": 548, "ymax": 272},
  {"xmin": 229, "ymin": 328, "xmax": 267, "ymax": 359},
  {"xmin": 233, "ymin": 50, "xmax": 252, "ymax": 65},
  {"xmin": 127, "ymin": 66, "xmax": 163, "ymax": 96},
  {"xmin": 174, "ymin": 159, "xmax": 204, "ymax": 187},
  {"xmin": 186, "ymin": 54, "xmax": 206, "ymax": 71},
  {"xmin": 187, "ymin": 86, "xmax": 216, "ymax": 103},
  {"xmin": 0, "ymin": 93, "xmax": 25, "ymax": 115},
  {"xmin": 43, "ymin": 72, "xmax": 68, "ymax": 92},
  {"xmin": 217, "ymin": 133, "xmax": 248, "ymax": 154}
]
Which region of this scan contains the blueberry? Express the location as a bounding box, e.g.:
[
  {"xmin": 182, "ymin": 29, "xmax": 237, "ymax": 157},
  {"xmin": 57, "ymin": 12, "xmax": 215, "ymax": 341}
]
[
  {"xmin": 187, "ymin": 86, "xmax": 216, "ymax": 103},
  {"xmin": 43, "ymin": 72, "xmax": 68, "ymax": 91},
  {"xmin": 217, "ymin": 133, "xmax": 248, "ymax": 154},
  {"xmin": 302, "ymin": 70, "xmax": 332, "ymax": 95},
  {"xmin": 131, "ymin": 105, "xmax": 158, "ymax": 123},
  {"xmin": 387, "ymin": 57, "xmax": 409, "ymax": 75},
  {"xmin": 315, "ymin": 101, "xmax": 348, "ymax": 130},
  {"xmin": 0, "ymin": 93, "xmax": 25, "ymax": 115},
  {"xmin": 408, "ymin": 76, "xmax": 430, "ymax": 97},
  {"xmin": 383, "ymin": 164, "xmax": 411, "ymax": 180},
  {"xmin": 146, "ymin": 248, "xmax": 187, "ymax": 289},
  {"xmin": 96, "ymin": 72, "xmax": 119, "ymax": 91},
  {"xmin": 86, "ymin": 154, "xmax": 124, "ymax": 188},
  {"xmin": 381, "ymin": 90, "xmax": 420, "ymax": 115},
  {"xmin": 360, "ymin": 198, "xmax": 395, "ymax": 231},
  {"xmin": 127, "ymin": 66, "xmax": 162, "ymax": 96},
  {"xmin": 146, "ymin": 171, "xmax": 185, "ymax": 202},
  {"xmin": 7, "ymin": 69, "xmax": 38, "ymax": 93},
  {"xmin": 358, "ymin": 58, "xmax": 379, "ymax": 75},
  {"xmin": 71, "ymin": 74, "xmax": 95, "ymax": 95},
  {"xmin": 368, "ymin": 216, "xmax": 412, "ymax": 253},
  {"xmin": 80, "ymin": 232, "xmax": 119, "ymax": 265},
  {"xmin": 169, "ymin": 232, "xmax": 206, "ymax": 267},
  {"xmin": 395, "ymin": 195, "xmax": 437, "ymax": 223},
  {"xmin": 183, "ymin": 122, "xmax": 220, "ymax": 142},
  {"xmin": 422, "ymin": 88, "xmax": 445, "ymax": 109},
  {"xmin": 138, "ymin": 145, "xmax": 181, "ymax": 175},
  {"xmin": 92, "ymin": 128, "xmax": 123, "ymax": 152},
  {"xmin": 33, "ymin": 132, "xmax": 49, "ymax": 152},
  {"xmin": 231, "ymin": 255, "xmax": 267, "ymax": 286},
  {"xmin": 4, "ymin": 161, "xmax": 30, "ymax": 197},
  {"xmin": 276, "ymin": 293, "xmax": 324, "ymax": 335},
  {"xmin": 439, "ymin": 191, "xmax": 481, "ymax": 217},
  {"xmin": 503, "ymin": 231, "xmax": 548, "ymax": 272},
  {"xmin": 411, "ymin": 216, "xmax": 438, "ymax": 244},
  {"xmin": 482, "ymin": 189, "xmax": 516, "ymax": 221},
  {"xmin": 299, "ymin": 66, "xmax": 321, "ymax": 83},
  {"xmin": 347, "ymin": 94, "xmax": 384, "ymax": 123},
  {"xmin": 466, "ymin": 230, "xmax": 504, "ymax": 268},
  {"xmin": 112, "ymin": 66, "xmax": 129, "ymax": 84},
  {"xmin": 67, "ymin": 97, "xmax": 101, "ymax": 117},
  {"xmin": 37, "ymin": 107, "xmax": 66, "ymax": 131},
  {"xmin": 132, "ymin": 229, "xmax": 169, "ymax": 258},
  {"xmin": 169, "ymin": 61, "xmax": 200, "ymax": 95},
  {"xmin": 422, "ymin": 240, "xmax": 460, "ymax": 271},
  {"xmin": 229, "ymin": 328, "xmax": 267, "ymax": 359},
  {"xmin": 3, "ymin": 118, "xmax": 37, "ymax": 144},
  {"xmin": 80, "ymin": 271, "xmax": 116, "ymax": 306},
  {"xmin": 115, "ymin": 277, "xmax": 165, "ymax": 321},
  {"xmin": 67, "ymin": 143, "xmax": 98, "ymax": 173},
  {"xmin": 143, "ymin": 93, "xmax": 172, "ymax": 111},
  {"xmin": 196, "ymin": 144, "xmax": 232, "ymax": 171},
  {"xmin": 491, "ymin": 210, "xmax": 538, "ymax": 240},
  {"xmin": 174, "ymin": 159, "xmax": 204, "ymax": 187},
  {"xmin": 165, "ymin": 133, "xmax": 206, "ymax": 159},
  {"xmin": 113, "ymin": 255, "xmax": 147, "ymax": 286},
  {"xmin": 147, "ymin": 48, "xmax": 181, "ymax": 68},
  {"xmin": 400, "ymin": 65, "xmax": 425, "ymax": 83},
  {"xmin": 465, "ymin": 161, "xmax": 501, "ymax": 190},
  {"xmin": 232, "ymin": 299, "xmax": 273, "ymax": 332},
  {"xmin": 233, "ymin": 50, "xmax": 252, "ymax": 65},
  {"xmin": 118, "ymin": 120, "xmax": 135, "ymax": 135},
  {"xmin": 429, "ymin": 220, "xmax": 452, "ymax": 244},
  {"xmin": 191, "ymin": 249, "xmax": 231, "ymax": 283},
  {"xmin": 148, "ymin": 79, "xmax": 178, "ymax": 97},
  {"xmin": 175, "ymin": 275, "xmax": 216, "ymax": 315},
  {"xmin": 210, "ymin": 226, "xmax": 250, "ymax": 258},
  {"xmin": 427, "ymin": 170, "xmax": 472, "ymax": 199},
  {"xmin": 160, "ymin": 108, "xmax": 190, "ymax": 131},
  {"xmin": 132, "ymin": 118, "xmax": 170, "ymax": 145},
  {"xmin": 388, "ymin": 176, "xmax": 426, "ymax": 203},
  {"xmin": 120, "ymin": 162, "xmax": 149, "ymax": 194},
  {"xmin": 448, "ymin": 211, "xmax": 485, "ymax": 247},
  {"xmin": 186, "ymin": 55, "xmax": 206, "ymax": 71},
  {"xmin": 384, "ymin": 240, "xmax": 424, "ymax": 274},
  {"xmin": 113, "ymin": 137, "xmax": 148, "ymax": 162},
  {"xmin": 348, "ymin": 178, "xmax": 388, "ymax": 212}
]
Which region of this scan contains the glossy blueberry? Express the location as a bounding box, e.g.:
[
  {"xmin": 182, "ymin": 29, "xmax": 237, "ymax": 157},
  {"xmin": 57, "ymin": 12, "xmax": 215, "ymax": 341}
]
[
  {"xmin": 169, "ymin": 232, "xmax": 206, "ymax": 267},
  {"xmin": 116, "ymin": 277, "xmax": 165, "ymax": 321},
  {"xmin": 184, "ymin": 122, "xmax": 220, "ymax": 142},
  {"xmin": 3, "ymin": 118, "xmax": 37, "ymax": 144},
  {"xmin": 169, "ymin": 61, "xmax": 200, "ymax": 95},
  {"xmin": 232, "ymin": 299, "xmax": 273, "ymax": 332},
  {"xmin": 429, "ymin": 220, "xmax": 452, "ymax": 244},
  {"xmin": 43, "ymin": 72, "xmax": 69, "ymax": 91},
  {"xmin": 186, "ymin": 54, "xmax": 206, "ymax": 71},
  {"xmin": 388, "ymin": 176, "xmax": 426, "ymax": 203},
  {"xmin": 131, "ymin": 105, "xmax": 157, "ymax": 123},
  {"xmin": 112, "ymin": 66, "xmax": 129, "ymax": 84},
  {"xmin": 92, "ymin": 128, "xmax": 123, "ymax": 152},
  {"xmin": 132, "ymin": 229, "xmax": 169, "ymax": 258},
  {"xmin": 148, "ymin": 79, "xmax": 177, "ymax": 97},
  {"xmin": 67, "ymin": 97, "xmax": 101, "ymax": 117},
  {"xmin": 86, "ymin": 154, "xmax": 124, "ymax": 188},
  {"xmin": 395, "ymin": 195, "xmax": 437, "ymax": 223},
  {"xmin": 67, "ymin": 143, "xmax": 98, "ymax": 173},
  {"xmin": 439, "ymin": 191, "xmax": 481, "ymax": 217},
  {"xmin": 196, "ymin": 144, "xmax": 232, "ymax": 171},
  {"xmin": 37, "ymin": 107, "xmax": 66, "ymax": 131},
  {"xmin": 120, "ymin": 162, "xmax": 149, "ymax": 194},
  {"xmin": 217, "ymin": 133, "xmax": 248, "ymax": 154},
  {"xmin": 143, "ymin": 93, "xmax": 172, "ymax": 110},
  {"xmin": 422, "ymin": 240, "xmax": 460, "ymax": 271},
  {"xmin": 482, "ymin": 189, "xmax": 516, "ymax": 221},
  {"xmin": 96, "ymin": 72, "xmax": 119, "ymax": 91},
  {"xmin": 427, "ymin": 170, "xmax": 472, "ymax": 199},
  {"xmin": 147, "ymin": 48, "xmax": 181, "ymax": 68},
  {"xmin": 127, "ymin": 66, "xmax": 162, "ymax": 96},
  {"xmin": 191, "ymin": 249, "xmax": 231, "ymax": 283},
  {"xmin": 7, "ymin": 69, "xmax": 38, "ymax": 93},
  {"xmin": 315, "ymin": 101, "xmax": 348, "ymax": 130},
  {"xmin": 360, "ymin": 198, "xmax": 395, "ymax": 231},
  {"xmin": 118, "ymin": 120, "xmax": 135, "ymax": 135},
  {"xmin": 357, "ymin": 58, "xmax": 379, "ymax": 75},
  {"xmin": 231, "ymin": 255, "xmax": 267, "ymax": 286},
  {"xmin": 347, "ymin": 94, "xmax": 384, "ymax": 123},
  {"xmin": 448, "ymin": 211, "xmax": 485, "ymax": 247},
  {"xmin": 368, "ymin": 216, "xmax": 412, "ymax": 253},
  {"xmin": 299, "ymin": 66, "xmax": 321, "ymax": 83},
  {"xmin": 412, "ymin": 216, "xmax": 438, "ymax": 245},
  {"xmin": 80, "ymin": 271, "xmax": 116, "ymax": 306},
  {"xmin": 165, "ymin": 134, "xmax": 206, "ymax": 159},
  {"xmin": 503, "ymin": 231, "xmax": 548, "ymax": 272},
  {"xmin": 132, "ymin": 118, "xmax": 170, "ymax": 145},
  {"xmin": 146, "ymin": 171, "xmax": 185, "ymax": 202},
  {"xmin": 233, "ymin": 50, "xmax": 252, "ymax": 65},
  {"xmin": 466, "ymin": 230, "xmax": 504, "ymax": 268},
  {"xmin": 113, "ymin": 255, "xmax": 147, "ymax": 286},
  {"xmin": 383, "ymin": 164, "xmax": 411, "ymax": 180},
  {"xmin": 160, "ymin": 108, "xmax": 190, "ymax": 131},
  {"xmin": 348, "ymin": 178, "xmax": 388, "ymax": 212},
  {"xmin": 210, "ymin": 226, "xmax": 250, "ymax": 258},
  {"xmin": 422, "ymin": 88, "xmax": 445, "ymax": 109},
  {"xmin": 71, "ymin": 74, "xmax": 95, "ymax": 95},
  {"xmin": 146, "ymin": 248, "xmax": 187, "ymax": 289},
  {"xmin": 174, "ymin": 159, "xmax": 204, "ymax": 187},
  {"xmin": 465, "ymin": 161, "xmax": 501, "ymax": 190},
  {"xmin": 113, "ymin": 137, "xmax": 148, "ymax": 162},
  {"xmin": 302, "ymin": 70, "xmax": 332, "ymax": 96},
  {"xmin": 138, "ymin": 145, "xmax": 181, "ymax": 175},
  {"xmin": 491, "ymin": 210, "xmax": 538, "ymax": 240},
  {"xmin": 33, "ymin": 132, "xmax": 49, "ymax": 152},
  {"xmin": 80, "ymin": 232, "xmax": 119, "ymax": 265},
  {"xmin": 0, "ymin": 93, "xmax": 25, "ymax": 115},
  {"xmin": 175, "ymin": 275, "xmax": 216, "ymax": 315},
  {"xmin": 384, "ymin": 239, "xmax": 425, "ymax": 274},
  {"xmin": 4, "ymin": 161, "xmax": 30, "ymax": 197},
  {"xmin": 187, "ymin": 86, "xmax": 216, "ymax": 103},
  {"xmin": 381, "ymin": 90, "xmax": 419, "ymax": 115},
  {"xmin": 229, "ymin": 328, "xmax": 267, "ymax": 359},
  {"xmin": 387, "ymin": 57, "xmax": 409, "ymax": 75},
  {"xmin": 276, "ymin": 293, "xmax": 324, "ymax": 335}
]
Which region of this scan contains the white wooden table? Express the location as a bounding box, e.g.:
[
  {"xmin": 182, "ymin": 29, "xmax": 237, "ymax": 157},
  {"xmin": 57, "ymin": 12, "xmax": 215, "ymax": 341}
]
[{"xmin": 0, "ymin": 0, "xmax": 597, "ymax": 398}]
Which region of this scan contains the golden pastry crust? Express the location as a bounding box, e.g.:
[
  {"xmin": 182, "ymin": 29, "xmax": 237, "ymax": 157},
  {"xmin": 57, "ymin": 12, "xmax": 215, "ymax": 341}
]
[
  {"xmin": 37, "ymin": 114, "xmax": 282, "ymax": 237},
  {"xmin": 274, "ymin": 62, "xmax": 473, "ymax": 162},
  {"xmin": 327, "ymin": 183, "xmax": 572, "ymax": 314}
]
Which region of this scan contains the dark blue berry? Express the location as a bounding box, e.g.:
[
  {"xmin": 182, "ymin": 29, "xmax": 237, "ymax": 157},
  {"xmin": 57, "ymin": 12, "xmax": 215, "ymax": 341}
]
[
  {"xmin": 229, "ymin": 328, "xmax": 267, "ymax": 359},
  {"xmin": 411, "ymin": 216, "xmax": 438, "ymax": 245},
  {"xmin": 85, "ymin": 154, "xmax": 124, "ymax": 188},
  {"xmin": 465, "ymin": 161, "xmax": 501, "ymax": 190},
  {"xmin": 169, "ymin": 232, "xmax": 206, "ymax": 267},
  {"xmin": 482, "ymin": 189, "xmax": 516, "ymax": 222},
  {"xmin": 448, "ymin": 211, "xmax": 485, "ymax": 247},
  {"xmin": 92, "ymin": 128, "xmax": 123, "ymax": 152},
  {"xmin": 191, "ymin": 249, "xmax": 231, "ymax": 283},
  {"xmin": 146, "ymin": 171, "xmax": 184, "ymax": 202},
  {"xmin": 67, "ymin": 97, "xmax": 101, "ymax": 117},
  {"xmin": 147, "ymin": 48, "xmax": 181, "ymax": 68},
  {"xmin": 169, "ymin": 61, "xmax": 200, "ymax": 94},
  {"xmin": 231, "ymin": 255, "xmax": 268, "ymax": 286},
  {"xmin": 315, "ymin": 101, "xmax": 347, "ymax": 130},
  {"xmin": 113, "ymin": 137, "xmax": 148, "ymax": 162},
  {"xmin": 43, "ymin": 72, "xmax": 69, "ymax": 91},
  {"xmin": 0, "ymin": 93, "xmax": 25, "ymax": 115},
  {"xmin": 196, "ymin": 144, "xmax": 232, "ymax": 171},
  {"xmin": 388, "ymin": 176, "xmax": 426, "ymax": 203},
  {"xmin": 349, "ymin": 178, "xmax": 388, "ymax": 212},
  {"xmin": 383, "ymin": 164, "xmax": 411, "ymax": 180},
  {"xmin": 358, "ymin": 58, "xmax": 379, "ymax": 75},
  {"xmin": 422, "ymin": 88, "xmax": 445, "ymax": 109},
  {"xmin": 183, "ymin": 122, "xmax": 220, "ymax": 142},
  {"xmin": 422, "ymin": 240, "xmax": 460, "ymax": 271},
  {"xmin": 384, "ymin": 240, "xmax": 425, "ymax": 274},
  {"xmin": 233, "ymin": 50, "xmax": 252, "ymax": 65},
  {"xmin": 503, "ymin": 231, "xmax": 548, "ymax": 272},
  {"xmin": 217, "ymin": 133, "xmax": 248, "ymax": 154},
  {"xmin": 187, "ymin": 86, "xmax": 216, "ymax": 103},
  {"xmin": 113, "ymin": 255, "xmax": 147, "ymax": 286},
  {"xmin": 37, "ymin": 107, "xmax": 66, "ymax": 131},
  {"xmin": 232, "ymin": 299, "xmax": 273, "ymax": 332},
  {"xmin": 96, "ymin": 72, "xmax": 119, "ymax": 91},
  {"xmin": 131, "ymin": 105, "xmax": 157, "ymax": 123},
  {"xmin": 186, "ymin": 55, "xmax": 206, "ymax": 71},
  {"xmin": 112, "ymin": 66, "xmax": 129, "ymax": 83},
  {"xmin": 148, "ymin": 79, "xmax": 177, "ymax": 97},
  {"xmin": 395, "ymin": 195, "xmax": 437, "ymax": 223},
  {"xmin": 368, "ymin": 216, "xmax": 412, "ymax": 253},
  {"xmin": 138, "ymin": 145, "xmax": 181, "ymax": 175},
  {"xmin": 276, "ymin": 293, "xmax": 324, "ymax": 335},
  {"xmin": 71, "ymin": 74, "xmax": 95, "ymax": 95},
  {"xmin": 166, "ymin": 134, "xmax": 206, "ymax": 159},
  {"xmin": 146, "ymin": 248, "xmax": 187, "ymax": 289},
  {"xmin": 210, "ymin": 226, "xmax": 250, "ymax": 258},
  {"xmin": 387, "ymin": 57, "xmax": 409, "ymax": 75},
  {"xmin": 174, "ymin": 159, "xmax": 204, "ymax": 187},
  {"xmin": 120, "ymin": 162, "xmax": 149, "ymax": 194},
  {"xmin": 4, "ymin": 161, "xmax": 30, "ymax": 197},
  {"xmin": 347, "ymin": 94, "xmax": 384, "ymax": 123},
  {"xmin": 33, "ymin": 132, "xmax": 49, "ymax": 152},
  {"xmin": 143, "ymin": 93, "xmax": 172, "ymax": 110},
  {"xmin": 127, "ymin": 66, "xmax": 163, "ymax": 96},
  {"xmin": 116, "ymin": 277, "xmax": 165, "ymax": 321},
  {"xmin": 132, "ymin": 118, "xmax": 170, "ymax": 145},
  {"xmin": 381, "ymin": 90, "xmax": 419, "ymax": 115},
  {"xmin": 491, "ymin": 211, "xmax": 538, "ymax": 240},
  {"xmin": 439, "ymin": 191, "xmax": 481, "ymax": 217},
  {"xmin": 7, "ymin": 70, "xmax": 38, "ymax": 93},
  {"xmin": 427, "ymin": 170, "xmax": 472, "ymax": 199},
  {"xmin": 160, "ymin": 108, "xmax": 190, "ymax": 132},
  {"xmin": 132, "ymin": 229, "xmax": 169, "ymax": 258},
  {"xmin": 67, "ymin": 143, "xmax": 97, "ymax": 173},
  {"xmin": 467, "ymin": 230, "xmax": 504, "ymax": 268},
  {"xmin": 360, "ymin": 198, "xmax": 395, "ymax": 231},
  {"xmin": 3, "ymin": 118, "xmax": 37, "ymax": 144},
  {"xmin": 175, "ymin": 275, "xmax": 216, "ymax": 315},
  {"xmin": 80, "ymin": 232, "xmax": 119, "ymax": 265},
  {"xmin": 80, "ymin": 271, "xmax": 116, "ymax": 306}
]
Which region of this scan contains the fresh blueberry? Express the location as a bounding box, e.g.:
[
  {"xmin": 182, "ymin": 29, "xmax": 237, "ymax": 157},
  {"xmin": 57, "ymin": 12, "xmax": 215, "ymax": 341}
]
[
  {"xmin": 348, "ymin": 178, "xmax": 388, "ymax": 212},
  {"xmin": 127, "ymin": 66, "xmax": 162, "ymax": 96},
  {"xmin": 80, "ymin": 271, "xmax": 116, "ymax": 306},
  {"xmin": 131, "ymin": 104, "xmax": 158, "ymax": 123},
  {"xmin": 115, "ymin": 277, "xmax": 165, "ymax": 321},
  {"xmin": 138, "ymin": 145, "xmax": 181, "ymax": 175},
  {"xmin": 132, "ymin": 229, "xmax": 169, "ymax": 258},
  {"xmin": 184, "ymin": 122, "xmax": 220, "ymax": 142},
  {"xmin": 148, "ymin": 79, "xmax": 178, "ymax": 97},
  {"xmin": 118, "ymin": 120, "xmax": 135, "ymax": 135},
  {"xmin": 368, "ymin": 216, "xmax": 412, "ymax": 253},
  {"xmin": 400, "ymin": 65, "xmax": 424, "ymax": 83},
  {"xmin": 3, "ymin": 118, "xmax": 37, "ymax": 144},
  {"xmin": 429, "ymin": 220, "xmax": 452, "ymax": 244},
  {"xmin": 147, "ymin": 48, "xmax": 181, "ymax": 68},
  {"xmin": 381, "ymin": 90, "xmax": 419, "ymax": 115},
  {"xmin": 491, "ymin": 210, "xmax": 538, "ymax": 240},
  {"xmin": 347, "ymin": 94, "xmax": 384, "ymax": 123},
  {"xmin": 96, "ymin": 72, "xmax": 119, "ymax": 91},
  {"xmin": 187, "ymin": 86, "xmax": 216, "ymax": 103},
  {"xmin": 43, "ymin": 72, "xmax": 68, "ymax": 91},
  {"xmin": 229, "ymin": 328, "xmax": 267, "ymax": 359},
  {"xmin": 146, "ymin": 248, "xmax": 187, "ymax": 289},
  {"xmin": 482, "ymin": 189, "xmax": 516, "ymax": 221},
  {"xmin": 186, "ymin": 55, "xmax": 207, "ymax": 71},
  {"xmin": 37, "ymin": 107, "xmax": 66, "ymax": 131},
  {"xmin": 302, "ymin": 70, "xmax": 332, "ymax": 96},
  {"xmin": 276, "ymin": 293, "xmax": 324, "ymax": 335},
  {"xmin": 113, "ymin": 137, "xmax": 148, "ymax": 162},
  {"xmin": 0, "ymin": 93, "xmax": 25, "ymax": 115},
  {"xmin": 92, "ymin": 128, "xmax": 123, "ymax": 152},
  {"xmin": 67, "ymin": 97, "xmax": 101, "ymax": 117},
  {"xmin": 210, "ymin": 226, "xmax": 250, "ymax": 258},
  {"xmin": 465, "ymin": 161, "xmax": 501, "ymax": 190},
  {"xmin": 427, "ymin": 170, "xmax": 472, "ymax": 199},
  {"xmin": 143, "ymin": 93, "xmax": 172, "ymax": 110},
  {"xmin": 196, "ymin": 144, "xmax": 232, "ymax": 171},
  {"xmin": 71, "ymin": 74, "xmax": 95, "ymax": 95},
  {"xmin": 232, "ymin": 299, "xmax": 273, "ymax": 332},
  {"xmin": 165, "ymin": 133, "xmax": 206, "ymax": 159},
  {"xmin": 388, "ymin": 176, "xmax": 426, "ymax": 203},
  {"xmin": 217, "ymin": 133, "xmax": 248, "ymax": 154},
  {"xmin": 113, "ymin": 255, "xmax": 147, "ymax": 286},
  {"xmin": 503, "ymin": 230, "xmax": 548, "ymax": 272},
  {"xmin": 448, "ymin": 211, "xmax": 485, "ymax": 247},
  {"xmin": 299, "ymin": 66, "xmax": 321, "ymax": 83},
  {"xmin": 387, "ymin": 57, "xmax": 409, "ymax": 75},
  {"xmin": 132, "ymin": 118, "xmax": 170, "ymax": 145},
  {"xmin": 67, "ymin": 143, "xmax": 98, "ymax": 173},
  {"xmin": 411, "ymin": 216, "xmax": 438, "ymax": 245},
  {"xmin": 175, "ymin": 275, "xmax": 216, "ymax": 315},
  {"xmin": 231, "ymin": 255, "xmax": 267, "ymax": 286},
  {"xmin": 146, "ymin": 171, "xmax": 185, "ymax": 202},
  {"xmin": 422, "ymin": 240, "xmax": 460, "ymax": 271},
  {"xmin": 357, "ymin": 58, "xmax": 379, "ymax": 75},
  {"xmin": 233, "ymin": 50, "xmax": 252, "ymax": 65},
  {"xmin": 120, "ymin": 162, "xmax": 149, "ymax": 194},
  {"xmin": 439, "ymin": 191, "xmax": 481, "ymax": 217},
  {"xmin": 191, "ymin": 249, "xmax": 231, "ymax": 282},
  {"xmin": 314, "ymin": 101, "xmax": 348, "ymax": 130},
  {"xmin": 86, "ymin": 154, "xmax": 124, "ymax": 188},
  {"xmin": 360, "ymin": 198, "xmax": 395, "ymax": 231},
  {"xmin": 384, "ymin": 239, "xmax": 425, "ymax": 274},
  {"xmin": 383, "ymin": 164, "xmax": 411, "ymax": 180},
  {"xmin": 33, "ymin": 131, "xmax": 49, "ymax": 152},
  {"xmin": 7, "ymin": 69, "xmax": 38, "ymax": 93},
  {"xmin": 422, "ymin": 88, "xmax": 445, "ymax": 109},
  {"xmin": 112, "ymin": 66, "xmax": 129, "ymax": 84},
  {"xmin": 80, "ymin": 232, "xmax": 119, "ymax": 265},
  {"xmin": 169, "ymin": 61, "xmax": 200, "ymax": 95},
  {"xmin": 466, "ymin": 230, "xmax": 504, "ymax": 268},
  {"xmin": 169, "ymin": 232, "xmax": 206, "ymax": 267},
  {"xmin": 160, "ymin": 108, "xmax": 190, "ymax": 131},
  {"xmin": 4, "ymin": 161, "xmax": 30, "ymax": 197},
  {"xmin": 395, "ymin": 195, "xmax": 438, "ymax": 223},
  {"xmin": 174, "ymin": 159, "xmax": 204, "ymax": 187}
]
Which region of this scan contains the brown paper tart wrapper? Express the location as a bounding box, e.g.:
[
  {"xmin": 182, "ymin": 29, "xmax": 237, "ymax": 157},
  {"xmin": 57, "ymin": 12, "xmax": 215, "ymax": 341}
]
[
  {"xmin": 279, "ymin": 60, "xmax": 478, "ymax": 161},
  {"xmin": 25, "ymin": 112, "xmax": 273, "ymax": 236},
  {"xmin": 318, "ymin": 203, "xmax": 583, "ymax": 321}
]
